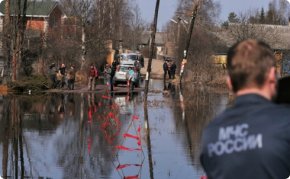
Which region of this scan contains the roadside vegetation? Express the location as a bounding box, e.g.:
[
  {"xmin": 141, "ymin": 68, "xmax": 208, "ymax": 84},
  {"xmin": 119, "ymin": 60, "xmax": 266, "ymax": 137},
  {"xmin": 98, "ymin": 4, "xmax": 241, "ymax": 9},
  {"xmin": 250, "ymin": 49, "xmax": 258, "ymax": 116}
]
[
  {"xmin": 2, "ymin": 0, "xmax": 289, "ymax": 92},
  {"xmin": 165, "ymin": 0, "xmax": 289, "ymax": 86},
  {"xmin": 2, "ymin": 0, "xmax": 147, "ymax": 91}
]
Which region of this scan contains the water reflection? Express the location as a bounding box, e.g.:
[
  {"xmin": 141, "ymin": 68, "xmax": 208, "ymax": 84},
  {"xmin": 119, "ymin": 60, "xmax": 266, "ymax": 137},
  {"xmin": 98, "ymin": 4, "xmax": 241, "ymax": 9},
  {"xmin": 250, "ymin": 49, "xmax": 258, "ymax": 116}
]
[
  {"xmin": 0, "ymin": 93, "xmax": 143, "ymax": 178},
  {"xmin": 0, "ymin": 80, "xmax": 229, "ymax": 179},
  {"xmin": 150, "ymin": 80, "xmax": 229, "ymax": 178},
  {"xmin": 175, "ymin": 83, "xmax": 228, "ymax": 172},
  {"xmin": 144, "ymin": 101, "xmax": 154, "ymax": 179}
]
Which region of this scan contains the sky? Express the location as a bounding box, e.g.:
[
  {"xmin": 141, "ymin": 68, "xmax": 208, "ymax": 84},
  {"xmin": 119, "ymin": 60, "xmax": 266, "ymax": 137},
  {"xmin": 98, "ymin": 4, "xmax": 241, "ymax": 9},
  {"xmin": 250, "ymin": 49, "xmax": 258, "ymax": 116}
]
[
  {"xmin": 135, "ymin": 0, "xmax": 178, "ymax": 29},
  {"xmin": 136, "ymin": 0, "xmax": 273, "ymax": 28},
  {"xmin": 217, "ymin": 0, "xmax": 271, "ymax": 22}
]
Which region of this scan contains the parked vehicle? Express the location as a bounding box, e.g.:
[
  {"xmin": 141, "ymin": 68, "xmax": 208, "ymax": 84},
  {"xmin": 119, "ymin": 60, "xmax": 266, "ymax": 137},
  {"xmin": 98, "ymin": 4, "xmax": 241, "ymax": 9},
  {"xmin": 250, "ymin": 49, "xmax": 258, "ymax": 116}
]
[
  {"xmin": 114, "ymin": 64, "xmax": 140, "ymax": 87},
  {"xmin": 119, "ymin": 53, "xmax": 143, "ymax": 68}
]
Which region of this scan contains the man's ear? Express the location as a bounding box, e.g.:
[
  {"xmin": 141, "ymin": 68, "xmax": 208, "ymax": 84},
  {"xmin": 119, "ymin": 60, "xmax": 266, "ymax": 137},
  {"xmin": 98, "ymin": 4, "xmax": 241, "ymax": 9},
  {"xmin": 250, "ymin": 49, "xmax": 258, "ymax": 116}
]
[
  {"xmin": 268, "ymin": 67, "xmax": 277, "ymax": 84},
  {"xmin": 226, "ymin": 76, "xmax": 233, "ymax": 91}
]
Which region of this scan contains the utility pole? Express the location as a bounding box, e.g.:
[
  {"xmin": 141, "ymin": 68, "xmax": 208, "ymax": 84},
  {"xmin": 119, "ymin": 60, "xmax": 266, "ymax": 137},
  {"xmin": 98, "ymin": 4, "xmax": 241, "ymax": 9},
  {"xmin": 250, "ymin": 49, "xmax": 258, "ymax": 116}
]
[
  {"xmin": 144, "ymin": 0, "xmax": 160, "ymax": 100},
  {"xmin": 180, "ymin": 0, "xmax": 201, "ymax": 83}
]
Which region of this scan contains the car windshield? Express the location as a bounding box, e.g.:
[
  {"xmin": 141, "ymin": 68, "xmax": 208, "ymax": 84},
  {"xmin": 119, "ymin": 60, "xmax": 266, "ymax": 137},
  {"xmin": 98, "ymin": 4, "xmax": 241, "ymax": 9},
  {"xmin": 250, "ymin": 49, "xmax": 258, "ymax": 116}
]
[{"xmin": 127, "ymin": 55, "xmax": 138, "ymax": 60}]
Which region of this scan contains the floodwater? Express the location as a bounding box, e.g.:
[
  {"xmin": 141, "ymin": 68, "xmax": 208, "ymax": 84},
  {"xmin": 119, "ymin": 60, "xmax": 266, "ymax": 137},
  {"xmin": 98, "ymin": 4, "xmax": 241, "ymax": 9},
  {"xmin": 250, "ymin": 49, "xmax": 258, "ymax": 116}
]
[{"xmin": 0, "ymin": 80, "xmax": 229, "ymax": 179}]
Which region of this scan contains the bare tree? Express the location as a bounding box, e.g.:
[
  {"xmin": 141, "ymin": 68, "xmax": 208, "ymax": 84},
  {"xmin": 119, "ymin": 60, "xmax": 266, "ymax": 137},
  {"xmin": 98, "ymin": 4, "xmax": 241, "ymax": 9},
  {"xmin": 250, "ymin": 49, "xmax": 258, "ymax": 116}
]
[
  {"xmin": 58, "ymin": 0, "xmax": 146, "ymax": 71},
  {"xmin": 165, "ymin": 0, "xmax": 221, "ymax": 82},
  {"xmin": 127, "ymin": 3, "xmax": 146, "ymax": 50},
  {"xmin": 10, "ymin": 0, "xmax": 28, "ymax": 81},
  {"xmin": 60, "ymin": 0, "xmax": 95, "ymax": 69},
  {"xmin": 227, "ymin": 13, "xmax": 281, "ymax": 45},
  {"xmin": 3, "ymin": 0, "xmax": 11, "ymax": 81}
]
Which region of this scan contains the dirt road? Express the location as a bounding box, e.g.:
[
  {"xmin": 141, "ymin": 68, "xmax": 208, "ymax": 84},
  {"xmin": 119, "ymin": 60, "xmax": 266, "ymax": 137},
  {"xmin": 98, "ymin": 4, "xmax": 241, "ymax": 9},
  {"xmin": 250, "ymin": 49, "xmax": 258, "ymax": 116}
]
[{"xmin": 140, "ymin": 58, "xmax": 164, "ymax": 79}]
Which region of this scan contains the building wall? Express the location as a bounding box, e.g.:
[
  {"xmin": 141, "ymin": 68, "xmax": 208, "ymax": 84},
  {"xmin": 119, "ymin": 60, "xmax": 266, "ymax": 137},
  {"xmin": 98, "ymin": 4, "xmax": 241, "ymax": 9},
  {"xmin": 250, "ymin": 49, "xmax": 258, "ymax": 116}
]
[
  {"xmin": 26, "ymin": 18, "xmax": 45, "ymax": 31},
  {"xmin": 25, "ymin": 6, "xmax": 63, "ymax": 32},
  {"xmin": 49, "ymin": 7, "xmax": 62, "ymax": 28}
]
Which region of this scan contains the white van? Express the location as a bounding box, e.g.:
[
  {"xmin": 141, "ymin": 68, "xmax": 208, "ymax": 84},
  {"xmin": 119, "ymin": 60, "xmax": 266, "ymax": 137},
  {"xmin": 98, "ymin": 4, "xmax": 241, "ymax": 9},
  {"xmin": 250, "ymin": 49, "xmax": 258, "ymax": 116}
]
[{"xmin": 119, "ymin": 53, "xmax": 139, "ymax": 66}]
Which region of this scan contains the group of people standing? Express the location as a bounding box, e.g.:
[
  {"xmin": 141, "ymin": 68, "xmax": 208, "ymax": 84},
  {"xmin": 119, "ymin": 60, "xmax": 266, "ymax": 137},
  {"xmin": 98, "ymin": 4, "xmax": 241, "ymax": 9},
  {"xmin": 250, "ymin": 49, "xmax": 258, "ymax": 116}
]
[
  {"xmin": 49, "ymin": 63, "xmax": 76, "ymax": 90},
  {"xmin": 163, "ymin": 60, "xmax": 177, "ymax": 80}
]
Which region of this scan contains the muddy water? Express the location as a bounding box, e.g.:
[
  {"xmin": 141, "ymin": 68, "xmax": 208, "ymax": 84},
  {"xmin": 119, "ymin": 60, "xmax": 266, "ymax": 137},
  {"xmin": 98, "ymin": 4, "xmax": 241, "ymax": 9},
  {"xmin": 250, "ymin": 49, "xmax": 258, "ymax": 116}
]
[{"xmin": 0, "ymin": 80, "xmax": 229, "ymax": 179}]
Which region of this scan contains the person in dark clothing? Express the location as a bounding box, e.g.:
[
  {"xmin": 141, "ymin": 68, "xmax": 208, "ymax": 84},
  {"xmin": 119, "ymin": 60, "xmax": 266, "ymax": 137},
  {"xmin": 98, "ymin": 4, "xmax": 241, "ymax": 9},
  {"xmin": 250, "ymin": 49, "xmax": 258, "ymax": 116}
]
[
  {"xmin": 170, "ymin": 61, "xmax": 177, "ymax": 79},
  {"xmin": 110, "ymin": 59, "xmax": 119, "ymax": 91},
  {"xmin": 139, "ymin": 55, "xmax": 144, "ymax": 68},
  {"xmin": 67, "ymin": 65, "xmax": 76, "ymax": 90},
  {"xmin": 114, "ymin": 49, "xmax": 119, "ymax": 62},
  {"xmin": 168, "ymin": 61, "xmax": 172, "ymax": 79},
  {"xmin": 59, "ymin": 63, "xmax": 66, "ymax": 88},
  {"xmin": 49, "ymin": 63, "xmax": 57, "ymax": 88},
  {"xmin": 200, "ymin": 39, "xmax": 290, "ymax": 179},
  {"xmin": 163, "ymin": 60, "xmax": 168, "ymax": 80}
]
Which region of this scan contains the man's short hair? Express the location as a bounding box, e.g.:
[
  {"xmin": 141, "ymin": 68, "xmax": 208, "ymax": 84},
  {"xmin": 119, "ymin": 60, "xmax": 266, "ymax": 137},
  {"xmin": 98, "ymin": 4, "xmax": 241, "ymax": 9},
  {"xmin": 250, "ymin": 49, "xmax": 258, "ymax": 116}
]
[{"xmin": 227, "ymin": 39, "xmax": 275, "ymax": 93}]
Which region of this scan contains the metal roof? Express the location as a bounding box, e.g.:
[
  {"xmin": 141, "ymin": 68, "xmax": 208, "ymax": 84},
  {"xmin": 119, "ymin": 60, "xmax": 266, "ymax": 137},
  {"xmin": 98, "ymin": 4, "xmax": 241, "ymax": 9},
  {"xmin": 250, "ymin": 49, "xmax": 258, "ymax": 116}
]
[{"xmin": 0, "ymin": 0, "xmax": 60, "ymax": 17}]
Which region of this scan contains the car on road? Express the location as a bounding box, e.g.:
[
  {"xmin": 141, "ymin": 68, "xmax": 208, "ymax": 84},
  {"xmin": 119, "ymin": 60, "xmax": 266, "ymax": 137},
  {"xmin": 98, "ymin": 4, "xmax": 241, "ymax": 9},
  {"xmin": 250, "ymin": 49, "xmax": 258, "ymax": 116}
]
[
  {"xmin": 119, "ymin": 53, "xmax": 144, "ymax": 68},
  {"xmin": 114, "ymin": 64, "xmax": 140, "ymax": 87}
]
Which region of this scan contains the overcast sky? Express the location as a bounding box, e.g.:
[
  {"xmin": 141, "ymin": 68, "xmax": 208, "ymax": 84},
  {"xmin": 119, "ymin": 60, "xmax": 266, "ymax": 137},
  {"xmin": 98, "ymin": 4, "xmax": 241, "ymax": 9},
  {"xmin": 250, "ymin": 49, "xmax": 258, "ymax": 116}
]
[{"xmin": 136, "ymin": 0, "xmax": 273, "ymax": 29}]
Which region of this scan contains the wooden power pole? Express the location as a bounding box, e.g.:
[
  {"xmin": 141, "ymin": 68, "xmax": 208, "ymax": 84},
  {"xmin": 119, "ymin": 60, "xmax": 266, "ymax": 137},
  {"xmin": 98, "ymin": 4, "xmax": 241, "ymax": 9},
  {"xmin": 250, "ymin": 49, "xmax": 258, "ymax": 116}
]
[
  {"xmin": 180, "ymin": 0, "xmax": 202, "ymax": 83},
  {"xmin": 144, "ymin": 0, "xmax": 160, "ymax": 100}
]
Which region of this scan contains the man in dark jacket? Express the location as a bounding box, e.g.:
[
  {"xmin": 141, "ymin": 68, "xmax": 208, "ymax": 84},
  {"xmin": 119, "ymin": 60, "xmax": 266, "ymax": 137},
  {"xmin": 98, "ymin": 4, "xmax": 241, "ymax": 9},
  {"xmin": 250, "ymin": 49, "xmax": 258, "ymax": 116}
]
[
  {"xmin": 200, "ymin": 39, "xmax": 290, "ymax": 179},
  {"xmin": 163, "ymin": 60, "xmax": 168, "ymax": 80},
  {"xmin": 49, "ymin": 63, "xmax": 57, "ymax": 88},
  {"xmin": 59, "ymin": 63, "xmax": 66, "ymax": 88},
  {"xmin": 110, "ymin": 59, "xmax": 119, "ymax": 91},
  {"xmin": 170, "ymin": 61, "xmax": 177, "ymax": 79}
]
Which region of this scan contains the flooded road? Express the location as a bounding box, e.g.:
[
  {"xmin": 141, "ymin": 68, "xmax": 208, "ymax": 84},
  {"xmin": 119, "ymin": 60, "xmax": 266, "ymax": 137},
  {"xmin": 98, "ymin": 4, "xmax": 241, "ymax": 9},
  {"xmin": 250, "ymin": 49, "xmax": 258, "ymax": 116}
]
[{"xmin": 0, "ymin": 80, "xmax": 229, "ymax": 179}]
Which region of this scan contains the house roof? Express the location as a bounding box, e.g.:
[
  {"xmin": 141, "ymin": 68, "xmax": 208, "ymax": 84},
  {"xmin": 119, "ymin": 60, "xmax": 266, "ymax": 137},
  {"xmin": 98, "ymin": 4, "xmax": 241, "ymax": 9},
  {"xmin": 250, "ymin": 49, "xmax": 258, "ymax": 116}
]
[
  {"xmin": 0, "ymin": 0, "xmax": 60, "ymax": 17},
  {"xmin": 139, "ymin": 31, "xmax": 167, "ymax": 46},
  {"xmin": 214, "ymin": 23, "xmax": 290, "ymax": 51}
]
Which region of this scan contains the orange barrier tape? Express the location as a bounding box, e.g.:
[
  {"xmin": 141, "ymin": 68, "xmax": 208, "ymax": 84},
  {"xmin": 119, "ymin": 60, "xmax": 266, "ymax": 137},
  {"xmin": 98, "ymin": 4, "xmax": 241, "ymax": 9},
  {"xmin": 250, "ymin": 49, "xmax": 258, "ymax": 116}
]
[
  {"xmin": 116, "ymin": 145, "xmax": 142, "ymax": 151},
  {"xmin": 124, "ymin": 175, "xmax": 139, "ymax": 179},
  {"xmin": 123, "ymin": 133, "xmax": 139, "ymax": 140},
  {"xmin": 132, "ymin": 115, "xmax": 139, "ymax": 120},
  {"xmin": 116, "ymin": 164, "xmax": 142, "ymax": 170}
]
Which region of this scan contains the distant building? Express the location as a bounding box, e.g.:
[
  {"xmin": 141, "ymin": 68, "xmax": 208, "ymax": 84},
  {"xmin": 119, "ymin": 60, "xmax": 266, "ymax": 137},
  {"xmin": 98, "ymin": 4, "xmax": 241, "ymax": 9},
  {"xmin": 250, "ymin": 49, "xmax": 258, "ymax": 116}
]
[
  {"xmin": 0, "ymin": 0, "xmax": 67, "ymax": 77},
  {"xmin": 0, "ymin": 0, "xmax": 66, "ymax": 51},
  {"xmin": 139, "ymin": 31, "xmax": 168, "ymax": 59},
  {"xmin": 213, "ymin": 23, "xmax": 290, "ymax": 77},
  {"xmin": 0, "ymin": 0, "xmax": 65, "ymax": 33}
]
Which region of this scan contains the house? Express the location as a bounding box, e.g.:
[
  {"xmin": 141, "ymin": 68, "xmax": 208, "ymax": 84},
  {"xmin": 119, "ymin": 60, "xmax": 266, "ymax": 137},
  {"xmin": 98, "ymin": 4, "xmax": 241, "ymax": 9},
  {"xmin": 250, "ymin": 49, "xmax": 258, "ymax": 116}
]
[
  {"xmin": 0, "ymin": 0, "xmax": 65, "ymax": 34},
  {"xmin": 213, "ymin": 23, "xmax": 290, "ymax": 77},
  {"xmin": 139, "ymin": 31, "xmax": 168, "ymax": 59},
  {"xmin": 0, "ymin": 0, "xmax": 66, "ymax": 77}
]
